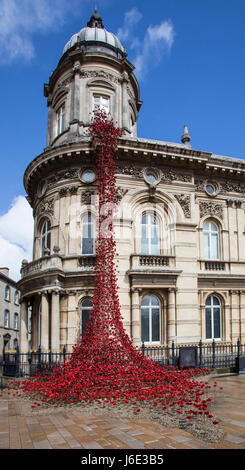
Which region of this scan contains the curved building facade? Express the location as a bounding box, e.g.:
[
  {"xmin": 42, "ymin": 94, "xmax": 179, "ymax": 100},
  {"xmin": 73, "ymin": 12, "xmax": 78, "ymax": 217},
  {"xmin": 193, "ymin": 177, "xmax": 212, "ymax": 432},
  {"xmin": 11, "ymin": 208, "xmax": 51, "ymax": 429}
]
[{"xmin": 18, "ymin": 10, "xmax": 245, "ymax": 353}]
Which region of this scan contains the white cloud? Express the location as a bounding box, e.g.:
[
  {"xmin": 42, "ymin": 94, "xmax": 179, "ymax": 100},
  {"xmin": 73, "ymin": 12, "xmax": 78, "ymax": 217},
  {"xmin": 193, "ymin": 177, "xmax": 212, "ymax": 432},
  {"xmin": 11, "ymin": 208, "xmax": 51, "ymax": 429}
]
[
  {"xmin": 0, "ymin": 196, "xmax": 34, "ymax": 281},
  {"xmin": 117, "ymin": 7, "xmax": 143, "ymax": 42},
  {"xmin": 118, "ymin": 8, "xmax": 175, "ymax": 80},
  {"xmin": 134, "ymin": 20, "xmax": 175, "ymax": 79},
  {"xmin": 0, "ymin": 0, "xmax": 82, "ymax": 63}
]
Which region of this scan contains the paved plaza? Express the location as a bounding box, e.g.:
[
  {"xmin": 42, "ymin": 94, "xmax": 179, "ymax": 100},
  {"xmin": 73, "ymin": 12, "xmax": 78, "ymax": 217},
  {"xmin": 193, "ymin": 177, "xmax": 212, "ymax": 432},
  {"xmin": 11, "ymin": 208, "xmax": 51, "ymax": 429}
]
[{"xmin": 0, "ymin": 374, "xmax": 245, "ymax": 450}]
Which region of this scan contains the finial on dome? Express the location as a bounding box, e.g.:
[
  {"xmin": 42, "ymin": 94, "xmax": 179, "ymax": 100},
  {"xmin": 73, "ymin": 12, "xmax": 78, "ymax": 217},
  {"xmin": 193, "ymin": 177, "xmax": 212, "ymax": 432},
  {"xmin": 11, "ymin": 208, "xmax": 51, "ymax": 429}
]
[
  {"xmin": 181, "ymin": 124, "xmax": 191, "ymax": 145},
  {"xmin": 87, "ymin": 8, "xmax": 104, "ymax": 28}
]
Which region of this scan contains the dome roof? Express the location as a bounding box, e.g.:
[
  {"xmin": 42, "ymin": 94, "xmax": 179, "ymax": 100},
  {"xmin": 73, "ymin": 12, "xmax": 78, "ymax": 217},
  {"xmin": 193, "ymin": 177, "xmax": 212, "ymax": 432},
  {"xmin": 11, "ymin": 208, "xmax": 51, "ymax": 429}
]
[{"xmin": 63, "ymin": 9, "xmax": 124, "ymax": 56}]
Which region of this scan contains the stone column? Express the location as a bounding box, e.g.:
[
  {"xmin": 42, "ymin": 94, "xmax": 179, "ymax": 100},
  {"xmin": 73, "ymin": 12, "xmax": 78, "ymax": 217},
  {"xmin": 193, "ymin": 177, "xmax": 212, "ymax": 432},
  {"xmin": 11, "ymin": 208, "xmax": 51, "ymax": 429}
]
[
  {"xmin": 167, "ymin": 288, "xmax": 176, "ymax": 344},
  {"xmin": 46, "ymin": 100, "xmax": 53, "ymax": 147},
  {"xmin": 41, "ymin": 292, "xmax": 49, "ymax": 351},
  {"xmin": 131, "ymin": 288, "xmax": 141, "ymax": 346},
  {"xmin": 20, "ymin": 298, "xmax": 29, "ymax": 352},
  {"xmin": 224, "ymin": 300, "xmax": 231, "ymax": 342},
  {"xmin": 240, "ymin": 290, "xmax": 245, "ymax": 342},
  {"xmin": 51, "ymin": 290, "xmax": 60, "ymax": 352},
  {"xmin": 121, "ymin": 72, "xmax": 129, "ymax": 132},
  {"xmin": 70, "ymin": 64, "xmax": 80, "ymax": 134}
]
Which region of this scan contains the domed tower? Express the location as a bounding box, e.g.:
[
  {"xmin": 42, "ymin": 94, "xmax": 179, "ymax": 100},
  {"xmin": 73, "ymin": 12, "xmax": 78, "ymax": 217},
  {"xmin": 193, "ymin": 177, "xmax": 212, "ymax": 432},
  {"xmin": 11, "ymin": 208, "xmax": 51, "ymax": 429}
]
[
  {"xmin": 18, "ymin": 10, "xmax": 142, "ymax": 354},
  {"xmin": 45, "ymin": 8, "xmax": 142, "ymax": 147}
]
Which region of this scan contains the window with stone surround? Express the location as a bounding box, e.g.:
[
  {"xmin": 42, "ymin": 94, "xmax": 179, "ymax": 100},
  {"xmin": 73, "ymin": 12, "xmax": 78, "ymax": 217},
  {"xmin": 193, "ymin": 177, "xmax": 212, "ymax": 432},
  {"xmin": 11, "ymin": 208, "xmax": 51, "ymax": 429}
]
[
  {"xmin": 5, "ymin": 285, "xmax": 10, "ymax": 302},
  {"xmin": 203, "ymin": 220, "xmax": 219, "ymax": 260},
  {"xmin": 141, "ymin": 212, "xmax": 160, "ymax": 255},
  {"xmin": 93, "ymin": 94, "xmax": 110, "ymax": 115},
  {"xmin": 205, "ymin": 295, "xmax": 222, "ymax": 340},
  {"xmin": 41, "ymin": 219, "xmax": 51, "ymax": 257},
  {"xmin": 141, "ymin": 295, "xmax": 161, "ymax": 344},
  {"xmin": 4, "ymin": 310, "xmax": 9, "ymax": 328},
  {"xmin": 14, "ymin": 313, "xmax": 19, "ymax": 330},
  {"xmin": 80, "ymin": 298, "xmax": 93, "ymax": 338},
  {"xmin": 56, "ymin": 104, "xmax": 65, "ymax": 135},
  {"xmin": 81, "ymin": 214, "xmax": 95, "ymax": 255}
]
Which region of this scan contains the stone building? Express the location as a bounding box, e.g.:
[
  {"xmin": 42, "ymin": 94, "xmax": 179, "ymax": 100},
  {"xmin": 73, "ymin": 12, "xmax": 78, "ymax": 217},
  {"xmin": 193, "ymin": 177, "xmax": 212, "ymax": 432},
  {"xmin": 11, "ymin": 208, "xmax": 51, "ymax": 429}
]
[
  {"xmin": 17, "ymin": 10, "xmax": 245, "ymax": 353},
  {"xmin": 0, "ymin": 268, "xmax": 20, "ymax": 357}
]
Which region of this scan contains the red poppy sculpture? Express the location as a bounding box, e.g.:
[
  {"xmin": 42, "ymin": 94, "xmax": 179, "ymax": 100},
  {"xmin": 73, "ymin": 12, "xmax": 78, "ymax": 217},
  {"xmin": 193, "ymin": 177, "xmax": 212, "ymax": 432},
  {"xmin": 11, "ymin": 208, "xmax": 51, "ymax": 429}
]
[{"xmin": 14, "ymin": 111, "xmax": 217, "ymax": 423}]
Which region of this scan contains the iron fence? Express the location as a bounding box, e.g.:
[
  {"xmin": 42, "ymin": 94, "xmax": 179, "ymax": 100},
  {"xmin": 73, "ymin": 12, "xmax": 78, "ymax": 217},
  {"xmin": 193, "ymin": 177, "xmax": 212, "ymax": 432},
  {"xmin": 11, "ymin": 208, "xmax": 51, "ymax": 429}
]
[{"xmin": 1, "ymin": 339, "xmax": 244, "ymax": 378}]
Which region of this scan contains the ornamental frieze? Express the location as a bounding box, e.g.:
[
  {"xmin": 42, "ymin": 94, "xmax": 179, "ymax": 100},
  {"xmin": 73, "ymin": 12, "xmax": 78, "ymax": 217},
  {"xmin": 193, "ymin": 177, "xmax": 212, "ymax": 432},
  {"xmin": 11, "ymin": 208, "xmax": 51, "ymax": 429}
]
[
  {"xmin": 59, "ymin": 186, "xmax": 79, "ymax": 197},
  {"xmin": 161, "ymin": 168, "xmax": 192, "ymax": 183},
  {"xmin": 47, "ymin": 169, "xmax": 80, "ymax": 188},
  {"xmin": 195, "ymin": 177, "xmax": 245, "ymax": 195},
  {"xmin": 116, "ymin": 187, "xmax": 128, "ymax": 202},
  {"xmin": 80, "ymin": 69, "xmax": 121, "ymax": 85},
  {"xmin": 174, "ymin": 194, "xmax": 191, "ymax": 218},
  {"xmin": 199, "ymin": 201, "xmax": 224, "ymax": 219},
  {"xmin": 115, "ymin": 165, "xmax": 144, "ymax": 178}
]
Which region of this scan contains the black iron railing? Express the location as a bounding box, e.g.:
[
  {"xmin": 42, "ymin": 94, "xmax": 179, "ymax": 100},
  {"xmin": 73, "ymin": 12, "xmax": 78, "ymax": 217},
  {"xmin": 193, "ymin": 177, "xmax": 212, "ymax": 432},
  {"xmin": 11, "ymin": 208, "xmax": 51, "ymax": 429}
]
[{"xmin": 1, "ymin": 339, "xmax": 244, "ymax": 378}]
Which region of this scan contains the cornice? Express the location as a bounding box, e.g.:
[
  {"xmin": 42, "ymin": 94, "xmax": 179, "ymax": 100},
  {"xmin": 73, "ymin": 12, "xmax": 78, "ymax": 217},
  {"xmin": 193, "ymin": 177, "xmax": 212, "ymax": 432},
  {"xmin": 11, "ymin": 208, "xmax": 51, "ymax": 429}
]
[{"xmin": 24, "ymin": 136, "xmax": 245, "ymax": 202}]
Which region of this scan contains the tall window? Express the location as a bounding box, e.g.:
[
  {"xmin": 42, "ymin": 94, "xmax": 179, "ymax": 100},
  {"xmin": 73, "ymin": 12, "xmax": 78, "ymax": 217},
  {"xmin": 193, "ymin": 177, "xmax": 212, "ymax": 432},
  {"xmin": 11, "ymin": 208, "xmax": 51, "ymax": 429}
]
[
  {"xmin": 14, "ymin": 313, "xmax": 19, "ymax": 330},
  {"xmin": 14, "ymin": 290, "xmax": 19, "ymax": 305},
  {"xmin": 41, "ymin": 220, "xmax": 51, "ymax": 256},
  {"xmin": 4, "ymin": 310, "xmax": 9, "ymax": 328},
  {"xmin": 80, "ymin": 298, "xmax": 93, "ymax": 337},
  {"xmin": 57, "ymin": 105, "xmax": 65, "ymax": 135},
  {"xmin": 203, "ymin": 221, "xmax": 219, "ymax": 259},
  {"xmin": 205, "ymin": 295, "xmax": 222, "ymax": 340},
  {"xmin": 141, "ymin": 213, "xmax": 160, "ymax": 255},
  {"xmin": 5, "ymin": 286, "xmax": 10, "ymax": 301},
  {"xmin": 93, "ymin": 95, "xmax": 110, "ymax": 115},
  {"xmin": 141, "ymin": 295, "xmax": 161, "ymax": 344},
  {"xmin": 81, "ymin": 214, "xmax": 95, "ymax": 254}
]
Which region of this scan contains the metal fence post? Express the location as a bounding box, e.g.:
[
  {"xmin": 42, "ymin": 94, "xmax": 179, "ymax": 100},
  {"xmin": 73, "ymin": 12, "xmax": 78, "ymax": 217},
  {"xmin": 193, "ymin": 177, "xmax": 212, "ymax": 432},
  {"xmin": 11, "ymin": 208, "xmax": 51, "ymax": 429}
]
[
  {"xmin": 15, "ymin": 346, "xmax": 20, "ymax": 377},
  {"xmin": 237, "ymin": 338, "xmax": 240, "ymax": 358},
  {"xmin": 63, "ymin": 345, "xmax": 66, "ymax": 362},
  {"xmin": 142, "ymin": 341, "xmax": 145, "ymax": 357},
  {"xmin": 199, "ymin": 339, "xmax": 203, "ymax": 368},
  {"xmin": 171, "ymin": 340, "xmax": 175, "ymax": 367},
  {"xmin": 212, "ymin": 339, "xmax": 216, "ymax": 369}
]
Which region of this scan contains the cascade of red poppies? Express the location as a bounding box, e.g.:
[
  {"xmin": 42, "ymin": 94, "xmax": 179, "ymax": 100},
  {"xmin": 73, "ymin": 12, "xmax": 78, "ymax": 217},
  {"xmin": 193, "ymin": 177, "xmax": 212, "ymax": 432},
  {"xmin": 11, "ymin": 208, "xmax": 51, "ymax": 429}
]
[{"xmin": 12, "ymin": 111, "xmax": 219, "ymax": 425}]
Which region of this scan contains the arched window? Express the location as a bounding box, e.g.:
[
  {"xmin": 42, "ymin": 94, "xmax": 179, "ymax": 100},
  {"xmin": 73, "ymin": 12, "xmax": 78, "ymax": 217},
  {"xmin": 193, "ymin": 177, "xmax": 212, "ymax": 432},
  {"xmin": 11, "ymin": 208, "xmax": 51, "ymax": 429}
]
[
  {"xmin": 57, "ymin": 104, "xmax": 65, "ymax": 135},
  {"xmin": 80, "ymin": 298, "xmax": 93, "ymax": 337},
  {"xmin": 41, "ymin": 220, "xmax": 51, "ymax": 256},
  {"xmin": 205, "ymin": 295, "xmax": 222, "ymax": 340},
  {"xmin": 5, "ymin": 285, "xmax": 10, "ymax": 301},
  {"xmin": 4, "ymin": 310, "xmax": 9, "ymax": 328},
  {"xmin": 203, "ymin": 221, "xmax": 219, "ymax": 259},
  {"xmin": 141, "ymin": 295, "xmax": 161, "ymax": 344},
  {"xmin": 81, "ymin": 214, "xmax": 95, "ymax": 254},
  {"xmin": 141, "ymin": 212, "xmax": 160, "ymax": 255}
]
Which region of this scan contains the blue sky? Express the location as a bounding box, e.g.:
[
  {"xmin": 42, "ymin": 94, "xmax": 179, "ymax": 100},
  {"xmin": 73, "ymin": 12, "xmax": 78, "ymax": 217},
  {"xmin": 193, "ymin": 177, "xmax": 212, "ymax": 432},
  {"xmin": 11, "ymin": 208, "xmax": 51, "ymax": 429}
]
[{"xmin": 0, "ymin": 0, "xmax": 245, "ymax": 279}]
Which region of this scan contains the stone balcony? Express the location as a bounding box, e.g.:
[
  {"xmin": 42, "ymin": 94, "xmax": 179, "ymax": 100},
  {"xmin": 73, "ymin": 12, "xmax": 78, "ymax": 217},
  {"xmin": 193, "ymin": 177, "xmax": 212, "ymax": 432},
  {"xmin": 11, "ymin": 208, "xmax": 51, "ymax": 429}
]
[
  {"xmin": 198, "ymin": 259, "xmax": 229, "ymax": 272},
  {"xmin": 130, "ymin": 254, "xmax": 176, "ymax": 270},
  {"xmin": 20, "ymin": 254, "xmax": 97, "ymax": 279}
]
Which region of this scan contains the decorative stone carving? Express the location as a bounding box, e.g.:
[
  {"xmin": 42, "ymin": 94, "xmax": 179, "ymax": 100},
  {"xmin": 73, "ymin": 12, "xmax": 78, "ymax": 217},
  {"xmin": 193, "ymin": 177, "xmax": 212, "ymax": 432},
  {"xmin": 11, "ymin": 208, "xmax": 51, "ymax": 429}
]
[
  {"xmin": 116, "ymin": 187, "xmax": 128, "ymax": 202},
  {"xmin": 174, "ymin": 194, "xmax": 191, "ymax": 218},
  {"xmin": 47, "ymin": 168, "xmax": 79, "ymax": 188},
  {"xmin": 115, "ymin": 165, "xmax": 143, "ymax": 178},
  {"xmin": 199, "ymin": 201, "xmax": 224, "ymax": 219},
  {"xmin": 81, "ymin": 190, "xmax": 95, "ymax": 205},
  {"xmin": 59, "ymin": 186, "xmax": 78, "ymax": 197},
  {"xmin": 80, "ymin": 69, "xmax": 121, "ymax": 85},
  {"xmin": 161, "ymin": 168, "xmax": 192, "ymax": 183},
  {"xmin": 35, "ymin": 198, "xmax": 54, "ymax": 218},
  {"xmin": 227, "ymin": 199, "xmax": 243, "ymax": 208}
]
